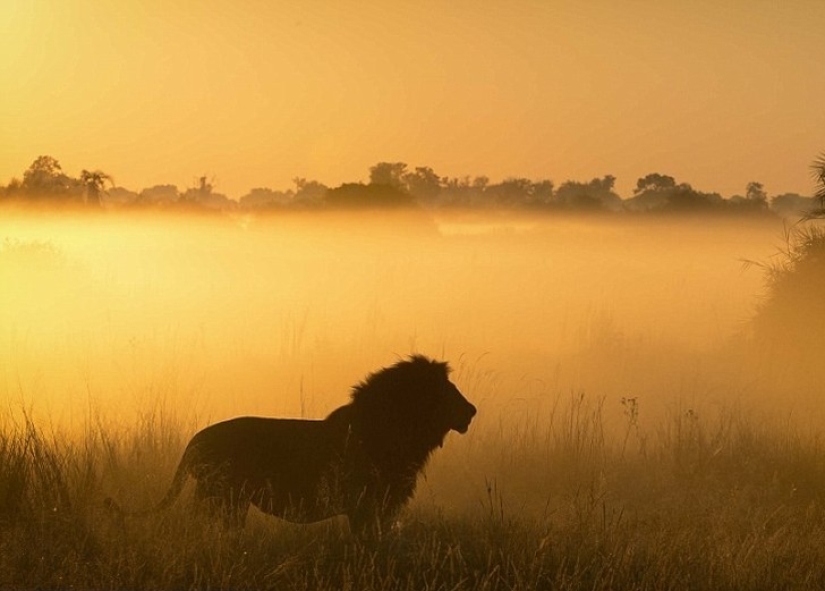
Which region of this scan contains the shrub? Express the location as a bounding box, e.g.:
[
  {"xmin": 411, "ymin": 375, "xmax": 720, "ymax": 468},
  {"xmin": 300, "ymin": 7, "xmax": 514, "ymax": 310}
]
[{"xmin": 750, "ymin": 224, "xmax": 825, "ymax": 351}]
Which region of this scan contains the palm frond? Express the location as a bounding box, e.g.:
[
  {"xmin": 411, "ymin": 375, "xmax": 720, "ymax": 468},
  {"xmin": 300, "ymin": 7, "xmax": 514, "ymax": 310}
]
[{"xmin": 811, "ymin": 152, "xmax": 825, "ymax": 207}]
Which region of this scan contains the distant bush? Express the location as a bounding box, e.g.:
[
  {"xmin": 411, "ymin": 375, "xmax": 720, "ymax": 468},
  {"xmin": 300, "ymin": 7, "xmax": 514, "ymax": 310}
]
[
  {"xmin": 749, "ymin": 223, "xmax": 825, "ymax": 356},
  {"xmin": 324, "ymin": 182, "xmax": 416, "ymax": 209}
]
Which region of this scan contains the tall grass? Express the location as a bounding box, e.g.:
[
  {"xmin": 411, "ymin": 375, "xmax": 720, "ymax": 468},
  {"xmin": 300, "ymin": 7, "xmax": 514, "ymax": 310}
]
[{"xmin": 3, "ymin": 394, "xmax": 825, "ymax": 590}]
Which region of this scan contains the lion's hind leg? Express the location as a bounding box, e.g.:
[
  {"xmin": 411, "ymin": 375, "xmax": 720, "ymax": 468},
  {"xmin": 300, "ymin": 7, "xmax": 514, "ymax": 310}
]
[{"xmin": 193, "ymin": 478, "xmax": 251, "ymax": 529}]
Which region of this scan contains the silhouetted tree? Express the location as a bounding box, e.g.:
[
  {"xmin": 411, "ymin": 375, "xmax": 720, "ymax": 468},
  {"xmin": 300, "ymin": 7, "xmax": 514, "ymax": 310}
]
[
  {"xmin": 483, "ymin": 178, "xmax": 554, "ymax": 208},
  {"xmin": 432, "ymin": 174, "xmax": 554, "ymax": 209},
  {"xmin": 325, "ymin": 182, "xmax": 415, "ymax": 209},
  {"xmin": 24, "ymin": 155, "xmax": 62, "ymax": 184},
  {"xmin": 770, "ymin": 193, "xmax": 813, "ymax": 218},
  {"xmin": 745, "ymin": 181, "xmax": 768, "ymax": 208},
  {"xmin": 634, "ymin": 173, "xmax": 676, "ymax": 195},
  {"xmin": 532, "ymin": 180, "xmax": 555, "ymax": 206},
  {"xmin": 555, "ymin": 176, "xmax": 621, "ymax": 211},
  {"xmin": 0, "ymin": 178, "xmax": 22, "ymax": 200},
  {"xmin": 440, "ymin": 176, "xmax": 471, "ymax": 191},
  {"xmin": 627, "ymin": 173, "xmax": 678, "ymax": 211},
  {"xmin": 486, "ymin": 178, "xmax": 532, "ymax": 207},
  {"xmin": 438, "ymin": 176, "xmax": 475, "ymax": 207},
  {"xmin": 471, "ymin": 176, "xmax": 490, "ymax": 191},
  {"xmin": 293, "ymin": 178, "xmax": 328, "ymax": 207},
  {"xmin": 402, "ymin": 167, "xmax": 441, "ymax": 201},
  {"xmin": 106, "ymin": 186, "xmax": 140, "ymax": 207},
  {"xmin": 369, "ymin": 162, "xmax": 408, "ymax": 188},
  {"xmin": 138, "ymin": 184, "xmax": 179, "ymax": 206},
  {"xmin": 177, "ymin": 176, "xmax": 231, "ymax": 210},
  {"xmin": 664, "ymin": 184, "xmax": 722, "ymax": 211},
  {"xmin": 21, "ymin": 156, "xmax": 78, "ymax": 199},
  {"xmin": 178, "ymin": 176, "xmax": 209, "ymax": 204},
  {"xmin": 79, "ymin": 169, "xmax": 113, "ymax": 207},
  {"xmin": 240, "ymin": 187, "xmax": 295, "ymax": 210},
  {"xmin": 627, "ymin": 173, "xmax": 721, "ymax": 212}
]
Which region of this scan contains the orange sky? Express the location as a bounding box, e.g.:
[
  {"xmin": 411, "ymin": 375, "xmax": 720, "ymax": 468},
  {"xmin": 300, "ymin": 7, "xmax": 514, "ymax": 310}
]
[{"xmin": 2, "ymin": 1, "xmax": 824, "ymax": 199}]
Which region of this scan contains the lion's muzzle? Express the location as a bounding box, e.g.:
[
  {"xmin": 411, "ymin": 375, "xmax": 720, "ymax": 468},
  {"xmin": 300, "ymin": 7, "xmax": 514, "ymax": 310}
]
[{"xmin": 453, "ymin": 402, "xmax": 476, "ymax": 434}]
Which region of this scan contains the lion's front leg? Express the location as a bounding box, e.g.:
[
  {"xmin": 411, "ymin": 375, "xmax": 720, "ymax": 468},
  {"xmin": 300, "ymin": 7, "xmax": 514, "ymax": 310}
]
[{"xmin": 346, "ymin": 486, "xmax": 405, "ymax": 539}]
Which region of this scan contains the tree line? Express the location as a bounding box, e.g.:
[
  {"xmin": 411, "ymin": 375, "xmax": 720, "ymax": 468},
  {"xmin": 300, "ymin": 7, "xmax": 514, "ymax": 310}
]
[{"xmin": 0, "ymin": 155, "xmax": 817, "ymax": 217}]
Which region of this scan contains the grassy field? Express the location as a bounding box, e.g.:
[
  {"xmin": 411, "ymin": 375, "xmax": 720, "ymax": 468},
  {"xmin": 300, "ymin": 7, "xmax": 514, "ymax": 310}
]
[
  {"xmin": 3, "ymin": 393, "xmax": 825, "ymax": 590},
  {"xmin": 2, "ymin": 211, "xmax": 824, "ymax": 589}
]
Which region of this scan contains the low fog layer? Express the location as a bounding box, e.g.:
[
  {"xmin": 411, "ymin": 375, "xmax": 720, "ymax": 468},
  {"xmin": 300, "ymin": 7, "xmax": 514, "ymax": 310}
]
[{"xmin": 2, "ymin": 211, "xmax": 799, "ymax": 423}]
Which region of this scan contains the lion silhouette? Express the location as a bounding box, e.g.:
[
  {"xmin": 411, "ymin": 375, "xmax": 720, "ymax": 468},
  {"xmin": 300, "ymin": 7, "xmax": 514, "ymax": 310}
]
[{"xmin": 106, "ymin": 355, "xmax": 476, "ymax": 534}]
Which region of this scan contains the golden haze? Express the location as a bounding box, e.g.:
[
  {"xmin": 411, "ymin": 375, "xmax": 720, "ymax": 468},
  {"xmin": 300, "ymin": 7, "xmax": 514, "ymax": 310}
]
[{"xmin": 0, "ymin": 210, "xmax": 810, "ymax": 436}]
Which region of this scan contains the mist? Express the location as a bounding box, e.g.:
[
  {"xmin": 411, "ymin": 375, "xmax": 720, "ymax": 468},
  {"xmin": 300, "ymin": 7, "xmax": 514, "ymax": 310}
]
[{"xmin": 3, "ymin": 210, "xmax": 805, "ymax": 431}]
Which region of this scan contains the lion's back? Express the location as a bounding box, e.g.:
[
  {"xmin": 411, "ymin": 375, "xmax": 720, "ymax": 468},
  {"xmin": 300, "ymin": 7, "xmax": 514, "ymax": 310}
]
[{"xmin": 186, "ymin": 416, "xmax": 341, "ymax": 482}]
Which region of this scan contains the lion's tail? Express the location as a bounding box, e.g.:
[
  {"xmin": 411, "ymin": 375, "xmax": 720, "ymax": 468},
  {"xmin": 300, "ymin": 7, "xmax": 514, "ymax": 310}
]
[{"xmin": 103, "ymin": 446, "xmax": 194, "ymax": 518}]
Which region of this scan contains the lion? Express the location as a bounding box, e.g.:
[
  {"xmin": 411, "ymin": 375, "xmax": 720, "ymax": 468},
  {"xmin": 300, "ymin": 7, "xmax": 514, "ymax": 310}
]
[{"xmin": 105, "ymin": 355, "xmax": 476, "ymax": 535}]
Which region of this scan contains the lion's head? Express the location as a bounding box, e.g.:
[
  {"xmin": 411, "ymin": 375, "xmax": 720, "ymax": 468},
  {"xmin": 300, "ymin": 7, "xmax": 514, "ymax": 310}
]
[{"xmin": 348, "ymin": 355, "xmax": 477, "ymax": 460}]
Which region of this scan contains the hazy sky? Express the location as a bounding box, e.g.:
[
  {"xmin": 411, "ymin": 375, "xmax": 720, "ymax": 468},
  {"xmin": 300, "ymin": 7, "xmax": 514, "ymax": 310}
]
[{"xmin": 2, "ymin": 1, "xmax": 824, "ymax": 199}]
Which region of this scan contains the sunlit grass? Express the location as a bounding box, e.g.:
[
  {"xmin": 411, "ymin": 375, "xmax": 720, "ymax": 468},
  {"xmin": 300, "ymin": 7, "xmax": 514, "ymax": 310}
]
[{"xmin": 4, "ymin": 391, "xmax": 825, "ymax": 590}]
